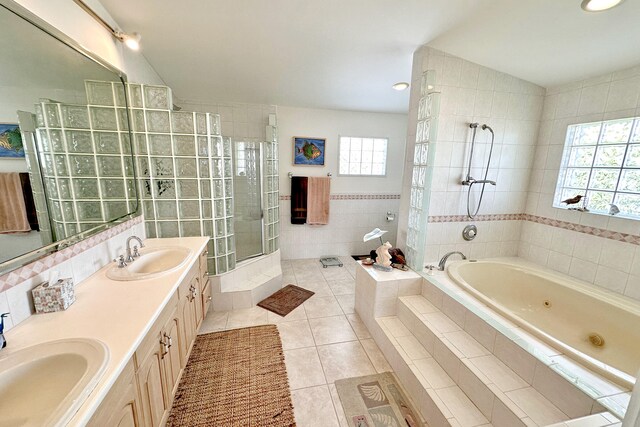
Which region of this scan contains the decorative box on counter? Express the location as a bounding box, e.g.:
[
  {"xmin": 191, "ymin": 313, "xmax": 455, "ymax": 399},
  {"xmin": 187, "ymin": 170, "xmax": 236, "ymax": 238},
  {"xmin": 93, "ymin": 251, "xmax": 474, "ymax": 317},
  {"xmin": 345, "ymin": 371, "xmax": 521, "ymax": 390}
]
[{"xmin": 32, "ymin": 277, "xmax": 75, "ymax": 313}]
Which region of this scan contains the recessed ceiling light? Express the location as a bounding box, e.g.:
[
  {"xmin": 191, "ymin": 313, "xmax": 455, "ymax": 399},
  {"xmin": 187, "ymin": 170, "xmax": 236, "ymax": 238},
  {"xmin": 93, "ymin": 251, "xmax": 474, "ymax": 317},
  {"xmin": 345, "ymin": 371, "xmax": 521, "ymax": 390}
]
[
  {"xmin": 581, "ymin": 0, "xmax": 624, "ymax": 12},
  {"xmin": 392, "ymin": 82, "xmax": 410, "ymax": 91}
]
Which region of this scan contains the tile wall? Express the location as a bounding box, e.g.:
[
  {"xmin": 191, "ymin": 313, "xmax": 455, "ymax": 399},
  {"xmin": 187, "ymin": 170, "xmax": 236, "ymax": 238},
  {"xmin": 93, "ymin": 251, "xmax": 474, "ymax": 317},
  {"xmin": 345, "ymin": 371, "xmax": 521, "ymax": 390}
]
[
  {"xmin": 0, "ymin": 216, "xmax": 145, "ymax": 331},
  {"xmin": 521, "ymin": 66, "xmax": 640, "ymax": 300},
  {"xmin": 399, "ymin": 46, "xmax": 545, "ymax": 265},
  {"xmin": 279, "ymin": 195, "xmax": 400, "ymax": 259}
]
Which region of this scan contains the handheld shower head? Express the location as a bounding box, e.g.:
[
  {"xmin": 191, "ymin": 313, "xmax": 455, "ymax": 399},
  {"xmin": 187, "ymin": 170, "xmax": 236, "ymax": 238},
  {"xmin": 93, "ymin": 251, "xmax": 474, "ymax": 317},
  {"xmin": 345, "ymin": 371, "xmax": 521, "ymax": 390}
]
[{"xmin": 481, "ymin": 124, "xmax": 494, "ymax": 133}]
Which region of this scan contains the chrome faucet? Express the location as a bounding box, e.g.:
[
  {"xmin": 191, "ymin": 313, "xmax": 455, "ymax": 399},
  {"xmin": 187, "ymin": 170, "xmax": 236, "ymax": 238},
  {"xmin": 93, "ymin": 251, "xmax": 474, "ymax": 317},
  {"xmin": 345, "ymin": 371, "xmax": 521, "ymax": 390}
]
[
  {"xmin": 125, "ymin": 235, "xmax": 145, "ymax": 263},
  {"xmin": 437, "ymin": 251, "xmax": 467, "ymax": 271},
  {"xmin": 0, "ymin": 313, "xmax": 9, "ymax": 350}
]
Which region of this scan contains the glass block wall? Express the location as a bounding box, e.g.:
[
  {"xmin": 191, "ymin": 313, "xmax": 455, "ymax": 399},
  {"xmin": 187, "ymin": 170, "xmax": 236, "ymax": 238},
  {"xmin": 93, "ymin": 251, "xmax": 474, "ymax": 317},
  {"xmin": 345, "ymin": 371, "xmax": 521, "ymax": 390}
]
[
  {"xmin": 264, "ymin": 113, "xmax": 280, "ymax": 254},
  {"xmin": 33, "ymin": 81, "xmax": 136, "ymax": 241},
  {"xmin": 124, "ymin": 83, "xmax": 236, "ymax": 275},
  {"xmin": 405, "ymin": 71, "xmax": 440, "ymax": 271}
]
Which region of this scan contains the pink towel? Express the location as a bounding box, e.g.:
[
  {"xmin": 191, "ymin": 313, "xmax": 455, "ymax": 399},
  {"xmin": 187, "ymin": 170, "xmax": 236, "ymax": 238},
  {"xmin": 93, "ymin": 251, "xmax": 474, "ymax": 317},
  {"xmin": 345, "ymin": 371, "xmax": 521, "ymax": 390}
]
[
  {"xmin": 0, "ymin": 172, "xmax": 31, "ymax": 233},
  {"xmin": 307, "ymin": 177, "xmax": 330, "ymax": 225}
]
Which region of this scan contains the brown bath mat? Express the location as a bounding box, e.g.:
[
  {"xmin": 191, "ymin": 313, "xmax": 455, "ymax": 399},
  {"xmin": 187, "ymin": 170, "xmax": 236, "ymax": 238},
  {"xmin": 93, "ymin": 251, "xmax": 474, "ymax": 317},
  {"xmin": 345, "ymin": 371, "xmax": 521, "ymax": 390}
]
[
  {"xmin": 167, "ymin": 325, "xmax": 295, "ymax": 426},
  {"xmin": 257, "ymin": 284, "xmax": 315, "ymax": 316}
]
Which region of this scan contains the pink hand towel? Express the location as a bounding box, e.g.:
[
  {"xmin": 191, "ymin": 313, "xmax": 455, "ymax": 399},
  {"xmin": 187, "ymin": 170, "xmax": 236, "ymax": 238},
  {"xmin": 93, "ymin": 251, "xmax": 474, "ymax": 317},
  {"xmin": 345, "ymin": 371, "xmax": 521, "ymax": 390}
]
[
  {"xmin": 0, "ymin": 172, "xmax": 31, "ymax": 233},
  {"xmin": 307, "ymin": 177, "xmax": 330, "ymax": 225}
]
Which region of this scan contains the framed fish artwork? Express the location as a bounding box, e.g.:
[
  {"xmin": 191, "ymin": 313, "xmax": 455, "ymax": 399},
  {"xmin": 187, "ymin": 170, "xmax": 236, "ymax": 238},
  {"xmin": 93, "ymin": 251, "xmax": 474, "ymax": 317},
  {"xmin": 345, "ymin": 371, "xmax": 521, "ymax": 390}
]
[
  {"xmin": 0, "ymin": 124, "xmax": 24, "ymax": 158},
  {"xmin": 293, "ymin": 136, "xmax": 326, "ymax": 166}
]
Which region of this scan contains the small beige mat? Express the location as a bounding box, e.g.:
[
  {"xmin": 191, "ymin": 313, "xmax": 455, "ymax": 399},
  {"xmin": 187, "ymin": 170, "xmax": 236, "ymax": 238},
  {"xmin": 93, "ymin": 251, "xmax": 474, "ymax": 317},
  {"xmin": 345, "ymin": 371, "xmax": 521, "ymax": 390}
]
[
  {"xmin": 335, "ymin": 372, "xmax": 423, "ymax": 427},
  {"xmin": 167, "ymin": 325, "xmax": 296, "ymax": 426}
]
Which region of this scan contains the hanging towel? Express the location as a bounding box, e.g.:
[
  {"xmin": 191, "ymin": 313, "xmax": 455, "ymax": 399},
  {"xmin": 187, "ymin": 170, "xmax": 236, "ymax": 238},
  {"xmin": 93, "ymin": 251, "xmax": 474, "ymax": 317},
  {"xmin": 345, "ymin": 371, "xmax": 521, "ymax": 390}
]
[
  {"xmin": 291, "ymin": 176, "xmax": 308, "ymax": 224},
  {"xmin": 307, "ymin": 177, "xmax": 330, "ymax": 225},
  {"xmin": 623, "ymin": 369, "xmax": 640, "ymax": 426},
  {"xmin": 0, "ymin": 172, "xmax": 31, "ymax": 234}
]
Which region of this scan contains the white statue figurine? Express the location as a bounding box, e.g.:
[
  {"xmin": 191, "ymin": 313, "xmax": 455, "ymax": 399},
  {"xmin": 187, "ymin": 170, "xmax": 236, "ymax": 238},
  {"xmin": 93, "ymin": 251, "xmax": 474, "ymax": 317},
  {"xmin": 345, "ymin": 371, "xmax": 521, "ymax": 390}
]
[{"xmin": 376, "ymin": 241, "xmax": 393, "ymax": 268}]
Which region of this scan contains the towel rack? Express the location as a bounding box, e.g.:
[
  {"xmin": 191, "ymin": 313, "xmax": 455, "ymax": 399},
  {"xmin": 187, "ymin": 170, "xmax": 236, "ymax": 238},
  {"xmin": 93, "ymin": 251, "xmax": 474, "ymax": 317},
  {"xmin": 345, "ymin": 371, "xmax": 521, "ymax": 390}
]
[{"xmin": 288, "ymin": 172, "xmax": 332, "ymax": 179}]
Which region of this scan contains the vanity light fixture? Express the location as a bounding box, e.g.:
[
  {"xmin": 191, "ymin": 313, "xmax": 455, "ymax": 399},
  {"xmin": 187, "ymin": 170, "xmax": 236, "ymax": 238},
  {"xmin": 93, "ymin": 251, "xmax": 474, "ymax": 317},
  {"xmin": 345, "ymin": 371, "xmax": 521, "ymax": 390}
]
[
  {"xmin": 72, "ymin": 0, "xmax": 142, "ymax": 50},
  {"xmin": 392, "ymin": 82, "xmax": 410, "ymax": 91},
  {"xmin": 581, "ymin": 0, "xmax": 624, "ymax": 12}
]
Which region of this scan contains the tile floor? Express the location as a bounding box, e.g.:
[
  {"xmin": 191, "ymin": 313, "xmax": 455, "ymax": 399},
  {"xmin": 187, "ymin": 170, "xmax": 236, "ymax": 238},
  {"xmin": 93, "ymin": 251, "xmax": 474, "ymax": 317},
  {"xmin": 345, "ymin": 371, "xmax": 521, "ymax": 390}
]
[{"xmin": 198, "ymin": 256, "xmax": 393, "ymax": 427}]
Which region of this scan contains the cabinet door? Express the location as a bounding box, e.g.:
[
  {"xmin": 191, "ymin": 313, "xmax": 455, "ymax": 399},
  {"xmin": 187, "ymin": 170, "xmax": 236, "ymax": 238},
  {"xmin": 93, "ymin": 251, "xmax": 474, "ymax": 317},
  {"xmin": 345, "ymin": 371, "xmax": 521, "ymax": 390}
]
[
  {"xmin": 162, "ymin": 313, "xmax": 182, "ymax": 398},
  {"xmin": 137, "ymin": 338, "xmax": 169, "ymax": 427},
  {"xmin": 88, "ymin": 359, "xmax": 142, "ymax": 427},
  {"xmin": 192, "ymin": 276, "xmax": 203, "ymax": 329},
  {"xmin": 201, "ymin": 277, "xmax": 212, "ymax": 315},
  {"xmin": 178, "ymin": 291, "xmax": 195, "ymax": 364}
]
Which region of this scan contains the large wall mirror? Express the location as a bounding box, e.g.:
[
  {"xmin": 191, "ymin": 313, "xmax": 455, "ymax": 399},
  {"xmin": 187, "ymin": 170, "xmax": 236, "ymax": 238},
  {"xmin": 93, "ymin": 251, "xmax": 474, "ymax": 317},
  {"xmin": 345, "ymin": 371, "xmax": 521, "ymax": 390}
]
[{"xmin": 0, "ymin": 2, "xmax": 138, "ymax": 274}]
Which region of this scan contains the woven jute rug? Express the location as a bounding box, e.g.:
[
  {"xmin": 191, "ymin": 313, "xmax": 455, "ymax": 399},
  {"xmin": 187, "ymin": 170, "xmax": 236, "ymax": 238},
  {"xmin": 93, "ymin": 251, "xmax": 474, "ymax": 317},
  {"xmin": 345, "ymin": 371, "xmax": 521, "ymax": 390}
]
[
  {"xmin": 335, "ymin": 372, "xmax": 423, "ymax": 427},
  {"xmin": 166, "ymin": 325, "xmax": 296, "ymax": 426},
  {"xmin": 257, "ymin": 284, "xmax": 314, "ymax": 316}
]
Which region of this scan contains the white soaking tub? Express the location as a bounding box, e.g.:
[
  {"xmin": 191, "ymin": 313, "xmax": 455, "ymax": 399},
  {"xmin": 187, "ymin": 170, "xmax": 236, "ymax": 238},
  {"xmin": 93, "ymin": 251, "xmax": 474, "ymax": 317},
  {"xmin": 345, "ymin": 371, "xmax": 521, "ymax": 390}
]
[{"xmin": 446, "ymin": 259, "xmax": 640, "ymax": 387}]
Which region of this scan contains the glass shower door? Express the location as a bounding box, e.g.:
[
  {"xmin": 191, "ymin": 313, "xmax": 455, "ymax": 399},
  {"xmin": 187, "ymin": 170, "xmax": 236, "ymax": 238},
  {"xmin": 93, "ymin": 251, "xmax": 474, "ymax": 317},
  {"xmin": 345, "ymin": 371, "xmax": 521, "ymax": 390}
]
[{"xmin": 233, "ymin": 140, "xmax": 264, "ymax": 261}]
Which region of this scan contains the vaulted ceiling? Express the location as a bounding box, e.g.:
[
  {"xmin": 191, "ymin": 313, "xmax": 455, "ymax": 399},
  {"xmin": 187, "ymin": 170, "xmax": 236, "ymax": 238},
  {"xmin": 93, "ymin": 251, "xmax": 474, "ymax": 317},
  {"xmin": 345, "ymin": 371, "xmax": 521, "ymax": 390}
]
[{"xmin": 100, "ymin": 0, "xmax": 640, "ymax": 113}]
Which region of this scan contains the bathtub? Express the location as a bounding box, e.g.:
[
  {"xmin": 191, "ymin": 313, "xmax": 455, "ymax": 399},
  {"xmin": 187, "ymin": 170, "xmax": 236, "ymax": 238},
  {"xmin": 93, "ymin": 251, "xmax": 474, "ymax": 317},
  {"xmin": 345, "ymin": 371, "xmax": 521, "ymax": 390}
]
[{"xmin": 446, "ymin": 259, "xmax": 640, "ymax": 387}]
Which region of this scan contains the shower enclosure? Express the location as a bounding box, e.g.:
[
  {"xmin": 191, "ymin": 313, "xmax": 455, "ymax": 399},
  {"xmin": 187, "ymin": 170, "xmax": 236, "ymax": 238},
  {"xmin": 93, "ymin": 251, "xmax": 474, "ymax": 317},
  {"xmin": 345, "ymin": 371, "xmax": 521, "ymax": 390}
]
[{"xmin": 232, "ymin": 139, "xmax": 264, "ymax": 261}]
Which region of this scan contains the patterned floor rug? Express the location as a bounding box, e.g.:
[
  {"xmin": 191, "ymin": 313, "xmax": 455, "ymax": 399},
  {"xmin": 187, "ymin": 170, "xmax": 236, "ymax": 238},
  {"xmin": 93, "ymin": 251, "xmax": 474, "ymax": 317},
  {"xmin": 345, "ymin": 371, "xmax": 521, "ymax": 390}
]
[
  {"xmin": 257, "ymin": 284, "xmax": 314, "ymax": 316},
  {"xmin": 335, "ymin": 372, "xmax": 423, "ymax": 427},
  {"xmin": 167, "ymin": 325, "xmax": 296, "ymax": 426}
]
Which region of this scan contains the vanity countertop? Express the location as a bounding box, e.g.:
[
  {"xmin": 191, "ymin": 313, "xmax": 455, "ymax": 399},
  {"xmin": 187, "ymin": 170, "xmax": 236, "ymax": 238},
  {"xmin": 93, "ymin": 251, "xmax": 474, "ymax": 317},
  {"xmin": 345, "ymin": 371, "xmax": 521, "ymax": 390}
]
[{"xmin": 2, "ymin": 236, "xmax": 209, "ymax": 427}]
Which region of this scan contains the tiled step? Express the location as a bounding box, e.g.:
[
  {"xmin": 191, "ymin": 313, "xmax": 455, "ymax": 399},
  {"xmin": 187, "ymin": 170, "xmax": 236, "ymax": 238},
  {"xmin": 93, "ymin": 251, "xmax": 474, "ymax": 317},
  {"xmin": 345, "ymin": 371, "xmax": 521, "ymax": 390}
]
[{"xmin": 390, "ymin": 294, "xmax": 575, "ymax": 427}]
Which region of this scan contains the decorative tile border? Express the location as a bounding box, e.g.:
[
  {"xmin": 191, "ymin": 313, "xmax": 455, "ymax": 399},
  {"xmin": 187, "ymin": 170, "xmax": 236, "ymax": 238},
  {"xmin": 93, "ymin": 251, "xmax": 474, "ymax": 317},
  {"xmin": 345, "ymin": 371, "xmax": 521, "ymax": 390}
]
[
  {"xmin": 279, "ymin": 194, "xmax": 401, "ymax": 201},
  {"xmin": 0, "ymin": 216, "xmax": 143, "ymax": 292},
  {"xmin": 427, "ymin": 213, "xmax": 640, "ymax": 245}
]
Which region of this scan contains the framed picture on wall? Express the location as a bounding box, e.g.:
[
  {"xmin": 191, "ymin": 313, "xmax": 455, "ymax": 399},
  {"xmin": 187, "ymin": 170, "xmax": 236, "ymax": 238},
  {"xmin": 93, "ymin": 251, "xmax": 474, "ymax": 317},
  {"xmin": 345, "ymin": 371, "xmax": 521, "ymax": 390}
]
[
  {"xmin": 293, "ymin": 136, "xmax": 325, "ymax": 166},
  {"xmin": 0, "ymin": 124, "xmax": 24, "ymax": 158}
]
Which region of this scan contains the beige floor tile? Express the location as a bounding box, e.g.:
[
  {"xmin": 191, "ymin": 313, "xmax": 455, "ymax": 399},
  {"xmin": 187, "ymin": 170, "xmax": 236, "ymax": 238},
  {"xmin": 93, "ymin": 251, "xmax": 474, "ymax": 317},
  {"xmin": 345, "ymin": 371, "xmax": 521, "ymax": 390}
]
[
  {"xmin": 335, "ymin": 294, "xmax": 355, "ymax": 314},
  {"xmin": 403, "ymin": 295, "xmax": 439, "ymax": 314},
  {"xmin": 443, "ymin": 330, "xmax": 490, "ymax": 358},
  {"xmin": 327, "ymin": 279, "xmax": 355, "ymax": 295},
  {"xmin": 328, "ymin": 383, "xmax": 350, "ymax": 427},
  {"xmin": 467, "ymin": 355, "xmax": 528, "ymax": 392},
  {"xmin": 317, "ymin": 341, "xmax": 376, "ymax": 383},
  {"xmin": 321, "ymin": 267, "xmax": 353, "ymax": 282},
  {"xmin": 291, "ymin": 385, "xmax": 340, "ymax": 427},
  {"xmin": 284, "ymin": 347, "xmax": 327, "ymax": 390},
  {"xmin": 379, "ymin": 316, "xmax": 412, "ymax": 337},
  {"xmin": 267, "ymin": 304, "xmax": 307, "ymax": 324},
  {"xmin": 414, "ymin": 357, "xmax": 455, "ymax": 389},
  {"xmin": 225, "ymin": 306, "xmax": 269, "ymax": 329},
  {"xmin": 304, "ymin": 295, "xmax": 344, "ymax": 318},
  {"xmin": 309, "ymin": 315, "xmax": 357, "ymax": 345},
  {"xmin": 297, "ymin": 281, "xmax": 334, "ymax": 297},
  {"xmin": 360, "ymin": 338, "xmax": 392, "ymax": 373},
  {"xmin": 198, "ymin": 311, "xmax": 228, "ymax": 334},
  {"xmin": 346, "ymin": 313, "xmax": 371, "ymax": 339},
  {"xmin": 423, "ymin": 312, "xmax": 462, "ymax": 333},
  {"xmin": 278, "ymin": 319, "xmax": 316, "ymax": 350},
  {"xmin": 396, "ymin": 335, "xmax": 430, "ymax": 360}
]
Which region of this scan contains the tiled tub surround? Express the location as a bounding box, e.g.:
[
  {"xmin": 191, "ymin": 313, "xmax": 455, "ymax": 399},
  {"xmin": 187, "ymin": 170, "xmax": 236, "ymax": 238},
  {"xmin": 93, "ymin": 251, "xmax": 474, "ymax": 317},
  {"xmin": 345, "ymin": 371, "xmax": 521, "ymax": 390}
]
[
  {"xmin": 355, "ymin": 262, "xmax": 629, "ymax": 427},
  {"xmin": 398, "ymin": 46, "xmax": 545, "ymax": 267},
  {"xmin": 0, "ymin": 215, "xmax": 145, "ymax": 331},
  {"xmin": 278, "ymin": 194, "xmax": 400, "ymax": 259}
]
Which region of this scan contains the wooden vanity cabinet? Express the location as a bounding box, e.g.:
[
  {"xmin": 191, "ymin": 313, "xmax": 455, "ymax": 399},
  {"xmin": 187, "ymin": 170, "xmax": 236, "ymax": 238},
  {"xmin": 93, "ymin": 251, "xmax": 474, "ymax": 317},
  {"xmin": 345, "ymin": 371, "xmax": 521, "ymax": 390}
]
[{"xmin": 89, "ymin": 249, "xmax": 209, "ymax": 427}]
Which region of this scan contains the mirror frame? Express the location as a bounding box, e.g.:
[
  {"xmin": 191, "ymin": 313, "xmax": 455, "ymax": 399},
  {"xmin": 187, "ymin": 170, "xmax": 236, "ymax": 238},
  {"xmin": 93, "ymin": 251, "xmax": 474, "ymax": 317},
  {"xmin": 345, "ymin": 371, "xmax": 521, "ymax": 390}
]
[{"xmin": 0, "ymin": 0, "xmax": 140, "ymax": 276}]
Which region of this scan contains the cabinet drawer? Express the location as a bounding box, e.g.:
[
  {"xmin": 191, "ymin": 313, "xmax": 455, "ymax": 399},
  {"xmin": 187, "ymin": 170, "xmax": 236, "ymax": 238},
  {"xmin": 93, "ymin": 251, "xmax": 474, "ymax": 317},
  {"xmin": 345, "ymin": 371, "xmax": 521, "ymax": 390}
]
[{"xmin": 134, "ymin": 292, "xmax": 178, "ymax": 369}]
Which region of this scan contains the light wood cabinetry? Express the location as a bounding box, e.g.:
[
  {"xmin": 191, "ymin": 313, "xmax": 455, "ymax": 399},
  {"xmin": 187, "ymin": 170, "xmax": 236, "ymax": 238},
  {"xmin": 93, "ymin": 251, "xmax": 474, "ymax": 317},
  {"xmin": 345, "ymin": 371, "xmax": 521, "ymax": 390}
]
[{"xmin": 89, "ymin": 249, "xmax": 209, "ymax": 427}]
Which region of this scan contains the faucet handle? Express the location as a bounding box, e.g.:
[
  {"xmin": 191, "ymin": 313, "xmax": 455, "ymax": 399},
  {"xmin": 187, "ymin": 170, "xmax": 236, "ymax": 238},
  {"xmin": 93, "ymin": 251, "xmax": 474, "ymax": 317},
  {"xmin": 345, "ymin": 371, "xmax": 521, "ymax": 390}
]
[
  {"xmin": 133, "ymin": 245, "xmax": 141, "ymax": 258},
  {"xmin": 114, "ymin": 255, "xmax": 127, "ymax": 268}
]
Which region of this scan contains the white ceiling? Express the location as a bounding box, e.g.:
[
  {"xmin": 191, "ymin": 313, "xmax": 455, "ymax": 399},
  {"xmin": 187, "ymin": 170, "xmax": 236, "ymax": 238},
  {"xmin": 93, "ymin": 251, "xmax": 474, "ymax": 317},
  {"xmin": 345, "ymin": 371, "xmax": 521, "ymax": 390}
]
[{"xmin": 100, "ymin": 0, "xmax": 640, "ymax": 114}]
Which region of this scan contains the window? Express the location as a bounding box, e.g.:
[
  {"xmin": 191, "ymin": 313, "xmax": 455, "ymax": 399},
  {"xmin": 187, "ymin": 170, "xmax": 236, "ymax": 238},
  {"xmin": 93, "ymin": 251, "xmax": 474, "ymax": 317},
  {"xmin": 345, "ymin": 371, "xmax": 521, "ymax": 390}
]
[
  {"xmin": 338, "ymin": 136, "xmax": 388, "ymax": 176},
  {"xmin": 554, "ymin": 117, "xmax": 640, "ymax": 219},
  {"xmin": 235, "ymin": 142, "xmax": 246, "ymax": 176}
]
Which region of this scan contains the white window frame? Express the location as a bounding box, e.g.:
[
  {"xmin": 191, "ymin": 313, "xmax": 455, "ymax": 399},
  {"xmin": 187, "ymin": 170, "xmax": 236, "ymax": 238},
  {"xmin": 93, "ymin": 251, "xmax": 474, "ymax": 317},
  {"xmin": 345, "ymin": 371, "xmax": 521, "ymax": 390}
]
[
  {"xmin": 553, "ymin": 116, "xmax": 640, "ymax": 220},
  {"xmin": 337, "ymin": 135, "xmax": 388, "ymax": 177}
]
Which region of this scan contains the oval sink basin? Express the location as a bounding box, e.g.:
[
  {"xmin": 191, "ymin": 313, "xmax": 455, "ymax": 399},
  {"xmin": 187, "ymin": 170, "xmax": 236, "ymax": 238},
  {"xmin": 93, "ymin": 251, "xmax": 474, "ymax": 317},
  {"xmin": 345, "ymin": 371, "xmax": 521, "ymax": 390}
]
[
  {"xmin": 106, "ymin": 246, "xmax": 192, "ymax": 281},
  {"xmin": 0, "ymin": 338, "xmax": 109, "ymax": 427}
]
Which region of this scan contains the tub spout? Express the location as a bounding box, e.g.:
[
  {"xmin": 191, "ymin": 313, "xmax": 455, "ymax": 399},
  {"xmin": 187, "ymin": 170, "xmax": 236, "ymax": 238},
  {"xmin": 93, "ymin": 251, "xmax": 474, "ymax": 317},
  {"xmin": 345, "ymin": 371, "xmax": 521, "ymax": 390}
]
[{"xmin": 437, "ymin": 251, "xmax": 467, "ymax": 271}]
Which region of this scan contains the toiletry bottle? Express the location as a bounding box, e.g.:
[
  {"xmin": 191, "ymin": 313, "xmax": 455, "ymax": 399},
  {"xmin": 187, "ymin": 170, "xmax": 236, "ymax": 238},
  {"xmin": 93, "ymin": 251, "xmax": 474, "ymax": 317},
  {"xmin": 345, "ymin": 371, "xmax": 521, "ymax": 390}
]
[{"xmin": 0, "ymin": 313, "xmax": 9, "ymax": 349}]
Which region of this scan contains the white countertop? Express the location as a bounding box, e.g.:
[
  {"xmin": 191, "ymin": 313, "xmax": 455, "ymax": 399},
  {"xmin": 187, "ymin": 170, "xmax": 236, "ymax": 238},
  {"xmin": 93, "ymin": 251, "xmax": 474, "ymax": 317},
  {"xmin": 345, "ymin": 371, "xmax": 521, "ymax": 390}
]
[
  {"xmin": 357, "ymin": 260, "xmax": 421, "ymax": 282},
  {"xmin": 3, "ymin": 236, "xmax": 209, "ymax": 427}
]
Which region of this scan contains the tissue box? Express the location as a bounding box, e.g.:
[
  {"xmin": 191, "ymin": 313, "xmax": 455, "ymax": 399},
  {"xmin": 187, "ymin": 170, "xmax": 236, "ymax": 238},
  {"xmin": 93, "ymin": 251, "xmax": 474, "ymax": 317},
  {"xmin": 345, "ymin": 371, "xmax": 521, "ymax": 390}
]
[{"xmin": 32, "ymin": 278, "xmax": 75, "ymax": 313}]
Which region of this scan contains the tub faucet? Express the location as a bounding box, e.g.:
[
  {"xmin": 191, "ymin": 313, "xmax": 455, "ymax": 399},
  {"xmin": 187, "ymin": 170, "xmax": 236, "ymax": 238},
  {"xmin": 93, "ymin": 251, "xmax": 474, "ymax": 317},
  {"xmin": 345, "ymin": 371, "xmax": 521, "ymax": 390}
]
[
  {"xmin": 125, "ymin": 235, "xmax": 145, "ymax": 263},
  {"xmin": 437, "ymin": 251, "xmax": 467, "ymax": 271}
]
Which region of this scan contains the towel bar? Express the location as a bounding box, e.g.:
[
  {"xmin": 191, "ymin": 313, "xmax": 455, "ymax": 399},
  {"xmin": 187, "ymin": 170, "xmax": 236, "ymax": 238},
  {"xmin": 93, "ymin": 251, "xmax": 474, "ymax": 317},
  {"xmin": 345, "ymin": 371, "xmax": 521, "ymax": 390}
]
[{"xmin": 288, "ymin": 172, "xmax": 332, "ymax": 179}]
